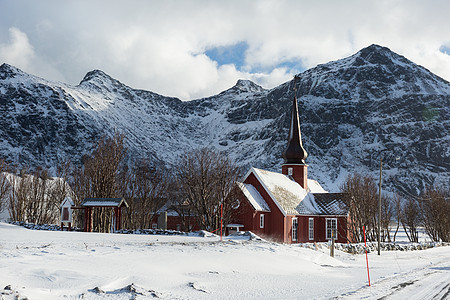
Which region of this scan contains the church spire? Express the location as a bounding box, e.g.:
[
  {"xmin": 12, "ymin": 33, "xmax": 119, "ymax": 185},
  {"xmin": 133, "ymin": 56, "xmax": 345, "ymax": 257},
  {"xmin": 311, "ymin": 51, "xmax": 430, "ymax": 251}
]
[
  {"xmin": 282, "ymin": 77, "xmax": 308, "ymax": 164},
  {"xmin": 281, "ymin": 76, "xmax": 309, "ymax": 190}
]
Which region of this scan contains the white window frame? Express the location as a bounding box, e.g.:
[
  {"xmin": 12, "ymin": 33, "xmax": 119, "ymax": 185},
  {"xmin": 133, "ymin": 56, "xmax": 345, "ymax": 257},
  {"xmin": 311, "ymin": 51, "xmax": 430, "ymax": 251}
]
[
  {"xmin": 260, "ymin": 214, "xmax": 264, "ymax": 229},
  {"xmin": 326, "ymin": 218, "xmax": 337, "ymax": 240},
  {"xmin": 152, "ymin": 223, "xmax": 158, "ymax": 229},
  {"xmin": 288, "ymin": 167, "xmax": 293, "ymax": 175},
  {"xmin": 292, "ymin": 218, "xmax": 298, "ymax": 241},
  {"xmin": 308, "ymin": 218, "xmax": 314, "ymax": 240}
]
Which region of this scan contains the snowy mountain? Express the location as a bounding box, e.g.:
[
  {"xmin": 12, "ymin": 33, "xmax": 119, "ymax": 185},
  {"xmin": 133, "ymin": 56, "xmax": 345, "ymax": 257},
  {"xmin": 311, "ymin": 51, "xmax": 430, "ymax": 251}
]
[{"xmin": 0, "ymin": 44, "xmax": 448, "ymax": 195}]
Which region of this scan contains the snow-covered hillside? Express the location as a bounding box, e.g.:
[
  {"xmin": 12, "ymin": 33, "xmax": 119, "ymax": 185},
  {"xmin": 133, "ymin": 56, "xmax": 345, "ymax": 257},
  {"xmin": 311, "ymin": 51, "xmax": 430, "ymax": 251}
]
[
  {"xmin": 0, "ymin": 44, "xmax": 448, "ymax": 195},
  {"xmin": 0, "ymin": 222, "xmax": 449, "ymax": 299}
]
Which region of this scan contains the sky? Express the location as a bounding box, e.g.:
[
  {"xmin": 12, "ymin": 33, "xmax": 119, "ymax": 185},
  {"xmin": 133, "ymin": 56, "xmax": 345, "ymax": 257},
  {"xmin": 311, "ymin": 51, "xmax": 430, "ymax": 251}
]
[{"xmin": 0, "ymin": 0, "xmax": 449, "ymax": 100}]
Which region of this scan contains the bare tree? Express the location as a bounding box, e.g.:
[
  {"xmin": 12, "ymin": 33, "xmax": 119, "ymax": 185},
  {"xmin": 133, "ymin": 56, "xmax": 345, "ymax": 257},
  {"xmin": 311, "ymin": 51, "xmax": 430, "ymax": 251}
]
[
  {"xmin": 8, "ymin": 168, "xmax": 30, "ymax": 222},
  {"xmin": 419, "ymin": 186, "xmax": 449, "ymax": 242},
  {"xmin": 24, "ymin": 167, "xmax": 54, "ymax": 224},
  {"xmin": 122, "ymin": 160, "xmax": 168, "ymax": 230},
  {"xmin": 70, "ymin": 163, "xmax": 91, "ymax": 229},
  {"xmin": 381, "ymin": 194, "xmax": 394, "ymax": 242},
  {"xmin": 166, "ymin": 176, "xmax": 197, "ymax": 232},
  {"xmin": 0, "ymin": 159, "xmax": 11, "ymax": 214},
  {"xmin": 2, "ymin": 163, "xmax": 74, "ymax": 225},
  {"xmin": 84, "ymin": 133, "xmax": 126, "ymax": 199},
  {"xmin": 46, "ymin": 160, "xmax": 76, "ymax": 225},
  {"xmin": 401, "ymin": 197, "xmax": 421, "ymax": 242},
  {"xmin": 392, "ymin": 194, "xmax": 402, "ymax": 242},
  {"xmin": 176, "ymin": 148, "xmax": 241, "ymax": 232},
  {"xmin": 4, "ymin": 167, "xmax": 62, "ymax": 224},
  {"xmin": 340, "ymin": 173, "xmax": 379, "ymax": 243},
  {"xmin": 71, "ymin": 133, "xmax": 127, "ymax": 232}
]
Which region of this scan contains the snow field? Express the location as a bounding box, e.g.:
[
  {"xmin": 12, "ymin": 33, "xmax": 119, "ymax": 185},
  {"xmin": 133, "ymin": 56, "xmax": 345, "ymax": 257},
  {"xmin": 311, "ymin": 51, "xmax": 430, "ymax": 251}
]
[{"xmin": 0, "ymin": 222, "xmax": 449, "ymax": 299}]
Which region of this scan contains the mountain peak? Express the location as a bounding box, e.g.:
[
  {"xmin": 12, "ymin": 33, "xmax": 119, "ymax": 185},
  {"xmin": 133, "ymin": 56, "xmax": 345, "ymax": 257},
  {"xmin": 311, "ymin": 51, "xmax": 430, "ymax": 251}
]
[
  {"xmin": 80, "ymin": 69, "xmax": 114, "ymax": 84},
  {"xmin": 78, "ymin": 69, "xmax": 129, "ymax": 93},
  {"xmin": 361, "ymin": 44, "xmax": 388, "ymax": 52},
  {"xmin": 0, "ymin": 63, "xmax": 26, "ymax": 80},
  {"xmin": 232, "ymin": 79, "xmax": 265, "ymax": 93},
  {"xmin": 355, "ymin": 44, "xmax": 408, "ymax": 66}
]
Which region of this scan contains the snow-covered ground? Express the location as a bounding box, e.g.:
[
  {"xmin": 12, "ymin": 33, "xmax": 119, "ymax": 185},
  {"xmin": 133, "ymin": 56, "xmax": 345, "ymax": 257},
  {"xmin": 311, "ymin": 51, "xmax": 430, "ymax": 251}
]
[{"xmin": 0, "ymin": 222, "xmax": 448, "ymax": 299}]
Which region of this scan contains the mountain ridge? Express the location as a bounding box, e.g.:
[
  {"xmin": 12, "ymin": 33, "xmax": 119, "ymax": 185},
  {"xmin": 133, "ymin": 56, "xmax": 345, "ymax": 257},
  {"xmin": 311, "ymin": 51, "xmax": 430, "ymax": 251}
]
[{"xmin": 0, "ymin": 44, "xmax": 448, "ymax": 196}]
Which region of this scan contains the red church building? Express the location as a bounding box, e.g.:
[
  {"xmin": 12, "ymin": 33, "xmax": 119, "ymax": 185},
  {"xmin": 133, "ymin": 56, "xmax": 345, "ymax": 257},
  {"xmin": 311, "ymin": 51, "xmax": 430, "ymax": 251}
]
[{"xmin": 231, "ymin": 87, "xmax": 350, "ymax": 244}]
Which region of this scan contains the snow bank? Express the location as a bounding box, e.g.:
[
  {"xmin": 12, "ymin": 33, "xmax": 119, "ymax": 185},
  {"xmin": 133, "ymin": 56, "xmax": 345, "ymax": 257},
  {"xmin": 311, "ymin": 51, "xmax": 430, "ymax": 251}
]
[
  {"xmin": 9, "ymin": 221, "xmax": 80, "ymax": 231},
  {"xmin": 9, "ymin": 221, "xmax": 214, "ymax": 237},
  {"xmin": 298, "ymin": 241, "xmax": 450, "ymax": 254}
]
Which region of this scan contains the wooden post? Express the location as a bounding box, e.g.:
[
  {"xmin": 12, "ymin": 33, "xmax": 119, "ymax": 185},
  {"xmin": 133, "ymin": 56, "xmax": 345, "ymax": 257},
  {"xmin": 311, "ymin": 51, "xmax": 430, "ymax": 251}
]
[
  {"xmin": 117, "ymin": 207, "xmax": 121, "ymax": 231},
  {"xmin": 84, "ymin": 208, "xmax": 88, "ymax": 232},
  {"xmin": 330, "ymin": 230, "xmax": 335, "ymax": 257},
  {"xmin": 113, "ymin": 207, "xmax": 117, "ymax": 231}
]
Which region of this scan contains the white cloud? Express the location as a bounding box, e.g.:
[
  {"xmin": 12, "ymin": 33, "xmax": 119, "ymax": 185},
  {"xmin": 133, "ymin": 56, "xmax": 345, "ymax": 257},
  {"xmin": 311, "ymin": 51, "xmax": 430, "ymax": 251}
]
[
  {"xmin": 0, "ymin": 0, "xmax": 448, "ymax": 100},
  {"xmin": 0, "ymin": 27, "xmax": 64, "ymax": 82},
  {"xmin": 0, "ymin": 27, "xmax": 34, "ymax": 69}
]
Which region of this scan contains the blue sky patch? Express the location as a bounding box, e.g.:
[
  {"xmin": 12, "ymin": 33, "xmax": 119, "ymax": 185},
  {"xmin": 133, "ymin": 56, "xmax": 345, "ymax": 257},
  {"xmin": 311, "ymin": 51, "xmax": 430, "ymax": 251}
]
[
  {"xmin": 205, "ymin": 41, "xmax": 305, "ymax": 75},
  {"xmin": 439, "ymin": 45, "xmax": 450, "ymax": 55},
  {"xmin": 205, "ymin": 41, "xmax": 249, "ymax": 69},
  {"xmin": 250, "ymin": 59, "xmax": 305, "ymax": 75}
]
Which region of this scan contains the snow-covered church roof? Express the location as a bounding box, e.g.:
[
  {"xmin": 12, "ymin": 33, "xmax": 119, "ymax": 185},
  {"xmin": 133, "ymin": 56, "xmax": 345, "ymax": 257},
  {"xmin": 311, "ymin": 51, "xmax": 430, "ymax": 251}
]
[
  {"xmin": 236, "ymin": 182, "xmax": 270, "ymax": 212},
  {"xmin": 242, "ymin": 168, "xmax": 348, "ymax": 216}
]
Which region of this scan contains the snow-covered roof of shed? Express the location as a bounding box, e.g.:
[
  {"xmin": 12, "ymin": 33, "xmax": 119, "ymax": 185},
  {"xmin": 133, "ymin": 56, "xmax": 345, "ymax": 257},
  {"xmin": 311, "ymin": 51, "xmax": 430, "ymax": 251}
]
[
  {"xmin": 81, "ymin": 198, "xmax": 128, "ymax": 208},
  {"xmin": 237, "ymin": 182, "xmax": 270, "ymax": 212},
  {"xmin": 156, "ymin": 200, "xmax": 197, "ymax": 217},
  {"xmin": 247, "ymin": 168, "xmax": 347, "ymax": 216},
  {"xmin": 156, "ymin": 201, "xmax": 182, "ymax": 216}
]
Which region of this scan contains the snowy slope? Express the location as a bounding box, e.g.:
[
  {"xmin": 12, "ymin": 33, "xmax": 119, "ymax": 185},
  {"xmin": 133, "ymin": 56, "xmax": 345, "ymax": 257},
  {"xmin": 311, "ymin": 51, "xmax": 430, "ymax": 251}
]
[
  {"xmin": 0, "ymin": 222, "xmax": 449, "ymax": 299},
  {"xmin": 0, "ymin": 44, "xmax": 448, "ymax": 195}
]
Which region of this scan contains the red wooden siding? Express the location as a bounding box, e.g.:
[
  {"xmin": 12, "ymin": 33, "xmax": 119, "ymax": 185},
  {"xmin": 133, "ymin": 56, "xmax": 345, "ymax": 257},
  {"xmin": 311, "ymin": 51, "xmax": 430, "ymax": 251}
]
[
  {"xmin": 243, "ymin": 173, "xmax": 286, "ymax": 242},
  {"xmin": 294, "ymin": 216, "xmax": 348, "ymax": 243}
]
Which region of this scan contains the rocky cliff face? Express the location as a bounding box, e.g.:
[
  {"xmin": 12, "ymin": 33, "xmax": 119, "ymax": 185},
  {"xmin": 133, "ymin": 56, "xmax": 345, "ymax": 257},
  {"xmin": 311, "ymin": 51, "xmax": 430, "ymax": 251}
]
[{"xmin": 0, "ymin": 44, "xmax": 448, "ymax": 195}]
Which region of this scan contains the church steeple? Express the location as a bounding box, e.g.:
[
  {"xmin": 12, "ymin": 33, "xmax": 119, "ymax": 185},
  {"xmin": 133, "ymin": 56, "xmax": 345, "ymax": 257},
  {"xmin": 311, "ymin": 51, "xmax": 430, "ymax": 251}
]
[
  {"xmin": 282, "ymin": 90, "xmax": 308, "ymax": 164},
  {"xmin": 282, "ymin": 77, "xmax": 309, "ymax": 190}
]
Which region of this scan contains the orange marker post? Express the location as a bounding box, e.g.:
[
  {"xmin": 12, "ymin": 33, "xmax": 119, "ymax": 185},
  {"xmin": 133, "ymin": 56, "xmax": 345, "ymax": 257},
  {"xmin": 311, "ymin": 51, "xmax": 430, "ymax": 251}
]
[
  {"xmin": 363, "ymin": 225, "xmax": 371, "ymax": 286},
  {"xmin": 220, "ymin": 204, "xmax": 223, "ymax": 241}
]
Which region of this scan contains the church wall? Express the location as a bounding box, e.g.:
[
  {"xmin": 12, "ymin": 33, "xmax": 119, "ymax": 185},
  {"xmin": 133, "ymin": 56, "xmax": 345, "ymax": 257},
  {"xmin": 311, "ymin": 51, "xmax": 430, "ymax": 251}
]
[
  {"xmin": 294, "ymin": 215, "xmax": 348, "ymax": 243},
  {"xmin": 243, "ymin": 173, "xmax": 286, "ymax": 242},
  {"xmin": 231, "ymin": 189, "xmax": 258, "ymax": 232}
]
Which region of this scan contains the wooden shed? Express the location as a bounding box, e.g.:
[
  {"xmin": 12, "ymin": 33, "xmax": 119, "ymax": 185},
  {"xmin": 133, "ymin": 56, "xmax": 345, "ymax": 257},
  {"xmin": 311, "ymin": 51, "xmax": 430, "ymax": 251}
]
[{"xmin": 81, "ymin": 198, "xmax": 129, "ymax": 232}]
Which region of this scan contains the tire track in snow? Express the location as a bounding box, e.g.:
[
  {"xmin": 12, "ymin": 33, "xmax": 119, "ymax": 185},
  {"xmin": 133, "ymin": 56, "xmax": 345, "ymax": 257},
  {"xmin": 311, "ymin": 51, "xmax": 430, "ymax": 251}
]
[{"xmin": 336, "ymin": 258, "xmax": 449, "ymax": 299}]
